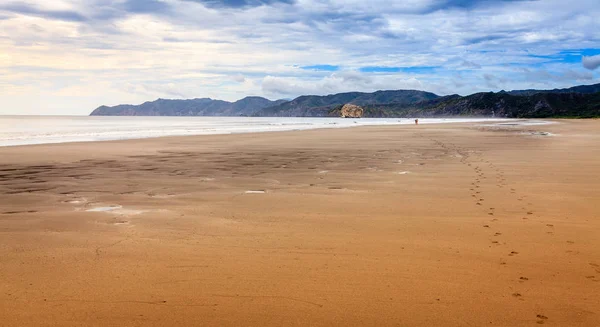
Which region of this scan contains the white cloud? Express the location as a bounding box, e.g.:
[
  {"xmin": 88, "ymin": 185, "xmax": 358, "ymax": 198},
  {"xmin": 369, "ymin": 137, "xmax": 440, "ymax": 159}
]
[
  {"xmin": 0, "ymin": 0, "xmax": 599, "ymax": 114},
  {"xmin": 262, "ymin": 71, "xmax": 425, "ymax": 98}
]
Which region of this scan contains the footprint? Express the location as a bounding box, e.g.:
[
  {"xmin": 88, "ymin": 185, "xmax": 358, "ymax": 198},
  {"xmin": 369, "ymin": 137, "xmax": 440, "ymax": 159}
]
[
  {"xmin": 494, "ymin": 232, "xmax": 502, "ymax": 236},
  {"xmin": 512, "ymin": 292, "xmax": 522, "ymax": 298},
  {"xmin": 536, "ymin": 314, "xmax": 548, "ymax": 324},
  {"xmin": 519, "ymin": 277, "xmax": 529, "ymax": 281},
  {"xmin": 508, "ymin": 251, "xmax": 519, "ymax": 256}
]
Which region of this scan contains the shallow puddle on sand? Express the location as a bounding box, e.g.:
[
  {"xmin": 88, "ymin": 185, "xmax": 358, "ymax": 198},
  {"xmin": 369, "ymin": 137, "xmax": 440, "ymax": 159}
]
[
  {"xmin": 86, "ymin": 206, "xmax": 146, "ymax": 216},
  {"xmin": 86, "ymin": 206, "xmax": 122, "ymax": 212}
]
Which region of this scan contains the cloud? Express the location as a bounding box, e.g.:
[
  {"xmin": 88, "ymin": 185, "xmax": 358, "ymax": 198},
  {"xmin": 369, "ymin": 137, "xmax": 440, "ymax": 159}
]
[
  {"xmin": 186, "ymin": 0, "xmax": 295, "ymax": 9},
  {"xmin": 483, "ymin": 73, "xmax": 500, "ymax": 88},
  {"xmin": 460, "ymin": 60, "xmax": 482, "ymax": 69},
  {"xmin": 231, "ymin": 74, "xmax": 246, "ymax": 82},
  {"xmin": 519, "ymin": 67, "xmax": 594, "ymax": 84},
  {"xmin": 582, "ymin": 55, "xmax": 600, "ymax": 70},
  {"xmin": 420, "ymin": 0, "xmax": 538, "ymax": 14},
  {"xmin": 1, "ymin": 0, "xmax": 599, "ymax": 114},
  {"xmin": 563, "ymin": 69, "xmax": 593, "ymax": 81},
  {"xmin": 122, "ymin": 0, "xmax": 171, "ymax": 14},
  {"xmin": 0, "ymin": 2, "xmax": 86, "ymax": 22},
  {"xmin": 261, "ymin": 71, "xmax": 425, "ymax": 98}
]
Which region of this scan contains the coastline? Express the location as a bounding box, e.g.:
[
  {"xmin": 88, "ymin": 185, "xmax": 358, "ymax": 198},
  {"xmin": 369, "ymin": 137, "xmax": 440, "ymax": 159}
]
[
  {"xmin": 1, "ymin": 120, "xmax": 599, "ymax": 326},
  {"xmin": 0, "ymin": 116, "xmax": 509, "ymax": 148}
]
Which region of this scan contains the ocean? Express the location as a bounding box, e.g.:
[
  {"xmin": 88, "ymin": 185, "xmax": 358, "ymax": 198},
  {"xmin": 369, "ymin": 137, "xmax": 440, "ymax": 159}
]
[{"xmin": 0, "ymin": 116, "xmax": 506, "ymax": 147}]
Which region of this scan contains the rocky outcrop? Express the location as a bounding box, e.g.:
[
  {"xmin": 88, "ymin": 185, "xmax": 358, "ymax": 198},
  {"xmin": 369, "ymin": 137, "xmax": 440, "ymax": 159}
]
[{"xmin": 340, "ymin": 104, "xmax": 364, "ymax": 118}]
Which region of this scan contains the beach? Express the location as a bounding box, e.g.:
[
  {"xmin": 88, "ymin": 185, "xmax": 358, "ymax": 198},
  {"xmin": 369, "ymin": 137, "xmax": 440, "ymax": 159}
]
[{"xmin": 0, "ymin": 119, "xmax": 599, "ymax": 326}]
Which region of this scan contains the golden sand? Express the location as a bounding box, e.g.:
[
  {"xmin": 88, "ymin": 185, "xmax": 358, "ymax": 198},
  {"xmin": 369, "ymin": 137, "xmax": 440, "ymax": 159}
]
[{"xmin": 0, "ymin": 120, "xmax": 599, "ymax": 326}]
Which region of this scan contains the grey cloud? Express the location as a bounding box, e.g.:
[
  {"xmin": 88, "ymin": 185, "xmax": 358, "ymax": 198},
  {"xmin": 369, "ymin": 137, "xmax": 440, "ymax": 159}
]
[
  {"xmin": 0, "ymin": 2, "xmax": 87, "ymax": 22},
  {"xmin": 452, "ymin": 79, "xmax": 466, "ymax": 88},
  {"xmin": 424, "ymin": 0, "xmax": 536, "ymax": 13},
  {"xmin": 520, "ymin": 67, "xmax": 594, "ymax": 83},
  {"xmin": 483, "ymin": 72, "xmax": 509, "ymax": 89},
  {"xmin": 563, "ymin": 69, "xmax": 593, "ymax": 81},
  {"xmin": 582, "ymin": 55, "xmax": 600, "ymax": 70},
  {"xmin": 0, "ymin": 1, "xmax": 167, "ymax": 24},
  {"xmin": 483, "ymin": 73, "xmax": 498, "ymax": 88},
  {"xmin": 460, "ymin": 60, "xmax": 482, "ymax": 69},
  {"xmin": 183, "ymin": 0, "xmax": 295, "ymax": 9},
  {"xmin": 231, "ymin": 74, "xmax": 246, "ymax": 82},
  {"xmin": 483, "ymin": 73, "xmax": 506, "ymax": 82},
  {"xmin": 123, "ymin": 0, "xmax": 170, "ymax": 13},
  {"xmin": 163, "ymin": 37, "xmax": 183, "ymax": 43}
]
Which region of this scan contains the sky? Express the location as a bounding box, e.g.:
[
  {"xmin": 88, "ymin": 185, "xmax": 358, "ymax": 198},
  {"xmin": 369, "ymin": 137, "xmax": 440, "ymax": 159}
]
[{"xmin": 1, "ymin": 0, "xmax": 600, "ymax": 115}]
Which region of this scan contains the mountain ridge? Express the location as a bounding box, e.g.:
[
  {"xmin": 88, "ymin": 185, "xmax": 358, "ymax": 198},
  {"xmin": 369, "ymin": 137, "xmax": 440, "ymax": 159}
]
[
  {"xmin": 90, "ymin": 83, "xmax": 600, "ymax": 118},
  {"xmin": 90, "ymin": 96, "xmax": 287, "ymax": 116}
]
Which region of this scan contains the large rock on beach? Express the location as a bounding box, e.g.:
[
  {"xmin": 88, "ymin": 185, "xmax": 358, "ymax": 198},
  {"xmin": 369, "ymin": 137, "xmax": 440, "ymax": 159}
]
[{"xmin": 340, "ymin": 104, "xmax": 364, "ymax": 118}]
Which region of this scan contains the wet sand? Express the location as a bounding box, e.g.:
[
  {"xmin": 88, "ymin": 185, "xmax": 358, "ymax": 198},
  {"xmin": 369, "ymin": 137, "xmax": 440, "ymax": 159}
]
[{"xmin": 0, "ymin": 120, "xmax": 599, "ymax": 326}]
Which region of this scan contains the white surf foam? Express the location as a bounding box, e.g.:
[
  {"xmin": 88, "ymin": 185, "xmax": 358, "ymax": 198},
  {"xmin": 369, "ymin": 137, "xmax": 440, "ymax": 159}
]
[{"xmin": 0, "ymin": 116, "xmax": 511, "ymax": 147}]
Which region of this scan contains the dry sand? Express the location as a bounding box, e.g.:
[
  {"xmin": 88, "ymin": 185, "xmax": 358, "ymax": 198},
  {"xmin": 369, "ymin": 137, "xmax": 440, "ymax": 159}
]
[{"xmin": 0, "ymin": 120, "xmax": 599, "ymax": 326}]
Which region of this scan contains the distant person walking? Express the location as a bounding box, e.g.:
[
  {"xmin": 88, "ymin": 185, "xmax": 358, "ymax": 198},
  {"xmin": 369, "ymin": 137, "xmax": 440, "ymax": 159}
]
[{"xmin": 415, "ymin": 118, "xmax": 419, "ymax": 125}]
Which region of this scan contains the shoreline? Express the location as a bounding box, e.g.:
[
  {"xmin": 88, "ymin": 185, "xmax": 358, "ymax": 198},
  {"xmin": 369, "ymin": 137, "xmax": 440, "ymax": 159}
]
[
  {"xmin": 1, "ymin": 120, "xmax": 599, "ymax": 326},
  {"xmin": 0, "ymin": 116, "xmax": 511, "ymax": 148}
]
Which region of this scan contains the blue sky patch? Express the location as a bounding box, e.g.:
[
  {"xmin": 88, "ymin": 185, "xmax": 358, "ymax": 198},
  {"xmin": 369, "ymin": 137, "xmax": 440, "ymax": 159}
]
[
  {"xmin": 300, "ymin": 65, "xmax": 340, "ymax": 72},
  {"xmin": 360, "ymin": 66, "xmax": 438, "ymax": 74}
]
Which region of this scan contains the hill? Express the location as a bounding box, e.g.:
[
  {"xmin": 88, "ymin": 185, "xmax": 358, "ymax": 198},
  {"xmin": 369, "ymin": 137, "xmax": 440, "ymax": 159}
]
[
  {"xmin": 90, "ymin": 96, "xmax": 286, "ymax": 116},
  {"xmin": 507, "ymin": 83, "xmax": 600, "ymax": 96},
  {"xmin": 353, "ymin": 92, "xmax": 600, "ymax": 118},
  {"xmin": 252, "ymin": 90, "xmax": 440, "ymax": 117}
]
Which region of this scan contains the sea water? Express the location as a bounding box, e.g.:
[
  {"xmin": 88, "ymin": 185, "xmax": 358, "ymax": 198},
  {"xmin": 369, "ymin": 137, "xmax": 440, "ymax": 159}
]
[{"xmin": 0, "ymin": 116, "xmax": 508, "ymax": 147}]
